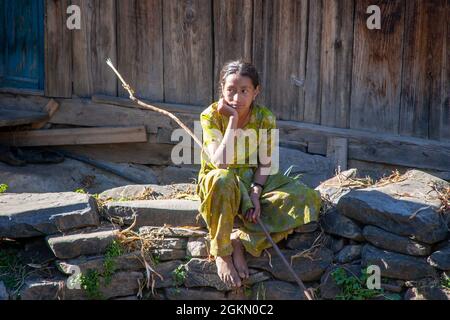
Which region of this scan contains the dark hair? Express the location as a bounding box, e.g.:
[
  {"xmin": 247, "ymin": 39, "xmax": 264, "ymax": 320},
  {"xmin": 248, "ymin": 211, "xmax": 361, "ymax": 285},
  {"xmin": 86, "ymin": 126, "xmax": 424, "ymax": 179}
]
[{"xmin": 219, "ymin": 60, "xmax": 260, "ymax": 97}]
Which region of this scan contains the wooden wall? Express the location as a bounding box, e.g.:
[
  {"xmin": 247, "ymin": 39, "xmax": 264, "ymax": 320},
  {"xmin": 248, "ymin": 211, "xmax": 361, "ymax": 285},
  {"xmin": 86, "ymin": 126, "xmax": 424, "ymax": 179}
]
[{"xmin": 45, "ymin": 0, "xmax": 450, "ymax": 142}]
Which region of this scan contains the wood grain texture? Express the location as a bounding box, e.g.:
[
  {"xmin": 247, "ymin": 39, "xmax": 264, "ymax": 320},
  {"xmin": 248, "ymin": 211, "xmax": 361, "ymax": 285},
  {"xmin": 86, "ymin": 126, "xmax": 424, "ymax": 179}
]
[
  {"xmin": 117, "ymin": 0, "xmax": 164, "ymax": 101},
  {"xmin": 320, "ymin": 0, "xmax": 355, "ymax": 128},
  {"xmin": 350, "ymin": 0, "xmax": 405, "ymax": 134},
  {"xmin": 400, "ymin": 0, "xmax": 446, "ymax": 139},
  {"xmin": 71, "ymin": 0, "xmax": 117, "ymax": 97},
  {"xmin": 163, "ymin": 0, "xmax": 213, "ymax": 105},
  {"xmin": 45, "ymin": 0, "xmax": 72, "ymax": 98},
  {"xmin": 253, "ymin": 0, "xmax": 308, "ymax": 121},
  {"xmin": 213, "ymin": 0, "xmax": 253, "ymax": 100}
]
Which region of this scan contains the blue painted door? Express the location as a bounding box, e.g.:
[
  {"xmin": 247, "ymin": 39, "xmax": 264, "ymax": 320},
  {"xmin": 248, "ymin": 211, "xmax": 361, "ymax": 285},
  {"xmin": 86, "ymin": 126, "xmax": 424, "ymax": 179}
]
[{"xmin": 0, "ymin": 0, "xmax": 44, "ymax": 90}]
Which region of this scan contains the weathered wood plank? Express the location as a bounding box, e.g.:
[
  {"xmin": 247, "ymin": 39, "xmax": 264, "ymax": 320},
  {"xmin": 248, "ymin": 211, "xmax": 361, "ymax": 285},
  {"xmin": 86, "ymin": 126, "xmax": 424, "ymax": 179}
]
[
  {"xmin": 253, "ymin": 0, "xmax": 308, "ymax": 121},
  {"xmin": 304, "ymin": 0, "xmax": 323, "ymax": 124},
  {"xmin": 0, "ymin": 108, "xmax": 48, "ymax": 127},
  {"xmin": 320, "ymin": 0, "xmax": 355, "ymax": 128},
  {"xmin": 117, "ymin": 0, "xmax": 164, "ymax": 101},
  {"xmin": 31, "ymin": 99, "xmax": 60, "ymax": 129},
  {"xmin": 71, "ymin": 0, "xmax": 117, "ymax": 97},
  {"xmin": 0, "ymin": 126, "xmax": 147, "ymax": 147},
  {"xmin": 350, "ymin": 0, "xmax": 405, "ymax": 134},
  {"xmin": 400, "ymin": 0, "xmax": 446, "ymax": 139},
  {"xmin": 327, "ymin": 137, "xmax": 348, "ymax": 171},
  {"xmin": 282, "ymin": 120, "xmax": 450, "ymax": 171},
  {"xmin": 163, "ymin": 0, "xmax": 213, "ymax": 105},
  {"xmin": 44, "ymin": 0, "xmax": 72, "ymax": 98},
  {"xmin": 213, "ymin": 0, "xmax": 253, "ymax": 101}
]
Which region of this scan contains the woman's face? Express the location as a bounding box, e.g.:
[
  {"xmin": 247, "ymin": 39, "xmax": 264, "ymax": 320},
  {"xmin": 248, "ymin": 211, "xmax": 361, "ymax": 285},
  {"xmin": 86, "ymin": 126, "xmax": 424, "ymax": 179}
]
[{"xmin": 222, "ymin": 74, "xmax": 260, "ymax": 115}]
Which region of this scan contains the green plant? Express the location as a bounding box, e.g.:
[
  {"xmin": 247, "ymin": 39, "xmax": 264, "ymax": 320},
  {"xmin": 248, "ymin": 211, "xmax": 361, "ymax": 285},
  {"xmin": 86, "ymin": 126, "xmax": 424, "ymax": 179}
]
[
  {"xmin": 172, "ymin": 264, "xmax": 186, "ymax": 286},
  {"xmin": 331, "ymin": 267, "xmax": 383, "ymax": 300},
  {"xmin": 103, "ymin": 241, "xmax": 124, "ymax": 284},
  {"xmin": 441, "ymin": 274, "xmax": 450, "ymax": 289},
  {"xmin": 75, "ymin": 188, "xmax": 87, "ymax": 194},
  {"xmin": 80, "ymin": 269, "xmax": 103, "ymax": 300},
  {"xmin": 0, "ymin": 184, "xmax": 8, "ymax": 193}
]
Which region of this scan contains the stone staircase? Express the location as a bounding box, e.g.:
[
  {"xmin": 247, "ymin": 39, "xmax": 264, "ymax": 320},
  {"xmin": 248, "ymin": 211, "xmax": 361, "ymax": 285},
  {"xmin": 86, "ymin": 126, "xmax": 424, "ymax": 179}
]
[{"xmin": 0, "ymin": 170, "xmax": 449, "ymax": 300}]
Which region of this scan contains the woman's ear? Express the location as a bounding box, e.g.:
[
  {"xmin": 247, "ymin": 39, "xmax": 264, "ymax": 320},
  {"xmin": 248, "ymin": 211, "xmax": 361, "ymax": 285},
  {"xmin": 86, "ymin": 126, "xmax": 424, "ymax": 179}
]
[{"xmin": 253, "ymin": 85, "xmax": 261, "ymax": 100}]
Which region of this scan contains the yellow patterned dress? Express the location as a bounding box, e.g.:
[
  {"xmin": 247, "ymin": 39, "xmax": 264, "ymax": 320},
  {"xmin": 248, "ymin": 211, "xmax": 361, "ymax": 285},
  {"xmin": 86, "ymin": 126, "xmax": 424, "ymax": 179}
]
[{"xmin": 196, "ymin": 101, "xmax": 322, "ymax": 257}]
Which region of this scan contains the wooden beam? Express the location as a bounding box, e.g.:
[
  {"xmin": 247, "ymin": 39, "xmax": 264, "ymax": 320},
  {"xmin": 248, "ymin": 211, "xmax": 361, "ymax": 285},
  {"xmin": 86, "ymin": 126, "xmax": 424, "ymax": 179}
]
[
  {"xmin": 31, "ymin": 99, "xmax": 60, "ymax": 129},
  {"xmin": 0, "ymin": 108, "xmax": 48, "ymax": 127},
  {"xmin": 0, "ymin": 126, "xmax": 147, "ymax": 147},
  {"xmin": 327, "ymin": 137, "xmax": 348, "ymax": 171}
]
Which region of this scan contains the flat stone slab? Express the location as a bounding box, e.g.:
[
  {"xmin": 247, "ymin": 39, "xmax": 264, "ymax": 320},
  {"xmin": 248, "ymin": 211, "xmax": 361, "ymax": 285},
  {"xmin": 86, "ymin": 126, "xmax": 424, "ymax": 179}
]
[
  {"xmin": 362, "ymin": 244, "xmax": 437, "ymax": 280},
  {"xmin": 46, "ymin": 227, "xmax": 119, "ymax": 259},
  {"xmin": 247, "ymin": 247, "xmax": 333, "ymax": 282},
  {"xmin": 99, "ymin": 183, "xmax": 197, "ymax": 201},
  {"xmin": 186, "ymin": 237, "xmax": 209, "ymax": 258},
  {"xmin": 184, "ymin": 259, "xmax": 271, "ymax": 291},
  {"xmin": 0, "ymin": 192, "xmax": 99, "ymax": 238},
  {"xmin": 252, "ymin": 280, "xmax": 307, "ymax": 300},
  {"xmin": 57, "ymin": 251, "xmax": 143, "ymax": 275},
  {"xmin": 164, "ymin": 287, "xmax": 226, "ymax": 300},
  {"xmin": 139, "ymin": 226, "xmax": 208, "ymax": 238},
  {"xmin": 362, "ymin": 225, "xmax": 432, "ymax": 256},
  {"xmin": 427, "ymin": 243, "xmax": 450, "ymax": 271},
  {"xmin": 105, "ymin": 199, "xmax": 204, "ymax": 228},
  {"xmin": 152, "ymin": 249, "xmax": 186, "ymax": 261},
  {"xmin": 337, "ymin": 170, "xmax": 449, "ymax": 244},
  {"xmin": 321, "ymin": 209, "xmax": 364, "ymax": 241},
  {"xmin": 315, "ymin": 169, "xmax": 358, "ymax": 205},
  {"xmin": 335, "ymin": 245, "xmax": 362, "ymax": 264}
]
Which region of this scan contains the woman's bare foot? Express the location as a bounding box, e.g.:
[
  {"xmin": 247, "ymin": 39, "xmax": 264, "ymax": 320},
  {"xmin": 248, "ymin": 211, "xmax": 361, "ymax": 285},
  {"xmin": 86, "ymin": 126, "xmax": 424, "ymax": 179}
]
[
  {"xmin": 231, "ymin": 237, "xmax": 249, "ymax": 280},
  {"xmin": 215, "ymin": 255, "xmax": 242, "ymax": 288}
]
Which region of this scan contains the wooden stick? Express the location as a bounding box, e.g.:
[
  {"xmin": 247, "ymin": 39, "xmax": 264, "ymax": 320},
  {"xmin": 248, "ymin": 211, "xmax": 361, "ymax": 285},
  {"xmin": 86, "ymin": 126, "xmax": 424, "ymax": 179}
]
[{"xmin": 105, "ymin": 58, "xmax": 313, "ymax": 300}]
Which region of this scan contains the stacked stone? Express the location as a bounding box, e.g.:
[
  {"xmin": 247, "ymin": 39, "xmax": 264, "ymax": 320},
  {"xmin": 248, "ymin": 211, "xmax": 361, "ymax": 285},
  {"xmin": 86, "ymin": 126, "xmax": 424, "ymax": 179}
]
[{"xmin": 316, "ymin": 169, "xmax": 450, "ymax": 300}]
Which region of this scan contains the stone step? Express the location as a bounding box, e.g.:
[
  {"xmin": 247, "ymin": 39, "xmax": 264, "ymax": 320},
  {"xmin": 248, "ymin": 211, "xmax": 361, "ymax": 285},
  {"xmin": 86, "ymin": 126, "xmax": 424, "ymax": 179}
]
[
  {"xmin": 105, "ymin": 199, "xmax": 204, "ymax": 228},
  {"xmin": 46, "ymin": 227, "xmax": 119, "ymax": 259},
  {"xmin": 337, "ymin": 170, "xmax": 449, "ymax": 244},
  {"xmin": 139, "ymin": 226, "xmax": 208, "ymax": 238},
  {"xmin": 0, "ymin": 192, "xmax": 99, "ymax": 238}
]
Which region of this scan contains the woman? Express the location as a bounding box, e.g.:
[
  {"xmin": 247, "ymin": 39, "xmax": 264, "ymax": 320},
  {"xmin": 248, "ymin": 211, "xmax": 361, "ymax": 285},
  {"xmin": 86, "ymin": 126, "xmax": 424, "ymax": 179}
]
[{"xmin": 196, "ymin": 60, "xmax": 322, "ymax": 288}]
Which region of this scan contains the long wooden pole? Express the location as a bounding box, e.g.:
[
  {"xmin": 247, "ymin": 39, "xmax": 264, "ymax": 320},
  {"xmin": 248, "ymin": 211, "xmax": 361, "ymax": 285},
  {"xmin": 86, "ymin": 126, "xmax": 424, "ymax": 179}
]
[{"xmin": 106, "ymin": 59, "xmax": 313, "ymax": 300}]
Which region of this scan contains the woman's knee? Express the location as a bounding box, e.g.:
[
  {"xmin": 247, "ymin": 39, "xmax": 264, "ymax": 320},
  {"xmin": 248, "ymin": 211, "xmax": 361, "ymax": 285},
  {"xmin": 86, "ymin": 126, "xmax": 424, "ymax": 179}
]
[{"xmin": 209, "ymin": 169, "xmax": 237, "ymax": 188}]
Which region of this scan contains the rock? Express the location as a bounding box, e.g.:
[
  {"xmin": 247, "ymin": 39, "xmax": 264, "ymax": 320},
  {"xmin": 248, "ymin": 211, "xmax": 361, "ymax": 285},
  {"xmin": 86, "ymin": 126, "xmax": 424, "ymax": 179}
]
[
  {"xmin": 247, "ymin": 247, "xmax": 333, "ymax": 282},
  {"xmin": 252, "ymin": 280, "xmax": 306, "ymax": 300},
  {"xmin": 315, "ymin": 169, "xmax": 358, "ymax": 205},
  {"xmin": 148, "ymin": 238, "xmax": 188, "ymax": 250},
  {"xmin": 361, "ymin": 245, "xmax": 437, "ymax": 280},
  {"xmin": 139, "ymin": 226, "xmax": 207, "ymax": 238},
  {"xmin": 362, "ymin": 225, "xmax": 432, "ymax": 256},
  {"xmin": 186, "ymin": 237, "xmax": 209, "ymax": 257},
  {"xmin": 286, "ymin": 231, "xmax": 321, "ymax": 251},
  {"xmin": 19, "ymin": 277, "xmax": 63, "ymax": 300},
  {"xmin": 164, "ymin": 287, "xmax": 226, "ymax": 300},
  {"xmin": 335, "ymin": 245, "xmax": 362, "ymax": 264},
  {"xmin": 105, "ymin": 199, "xmax": 204, "ymax": 228},
  {"xmin": 19, "ymin": 238, "xmax": 56, "ymax": 265},
  {"xmin": 184, "ymin": 259, "xmax": 271, "ymax": 291},
  {"xmin": 56, "ymin": 251, "xmax": 144, "ymax": 275},
  {"xmin": 99, "ymin": 183, "xmax": 197, "ymax": 201},
  {"xmin": 321, "ymin": 209, "xmax": 364, "ymax": 241},
  {"xmin": 279, "ymin": 147, "xmax": 334, "ymax": 188},
  {"xmin": 319, "ymin": 264, "xmax": 362, "ymax": 300},
  {"xmin": 152, "ymin": 249, "xmax": 186, "ymax": 261},
  {"xmin": 46, "ymin": 227, "xmax": 119, "ymax": 259},
  {"xmin": 154, "ymin": 260, "xmax": 185, "ymax": 289},
  {"xmin": 0, "ymin": 281, "xmax": 8, "ymax": 300},
  {"xmin": 0, "ymin": 159, "xmax": 157, "ymax": 194},
  {"xmin": 337, "ymin": 170, "xmax": 449, "ymax": 244},
  {"xmin": 325, "ymin": 236, "xmax": 346, "ymax": 253},
  {"xmin": 427, "ymin": 243, "xmax": 450, "ymax": 270},
  {"xmin": 294, "ymin": 222, "xmax": 318, "ymax": 233},
  {"xmin": 0, "ymin": 192, "xmax": 99, "ymax": 238},
  {"xmin": 404, "ymin": 286, "xmax": 450, "ymax": 300}
]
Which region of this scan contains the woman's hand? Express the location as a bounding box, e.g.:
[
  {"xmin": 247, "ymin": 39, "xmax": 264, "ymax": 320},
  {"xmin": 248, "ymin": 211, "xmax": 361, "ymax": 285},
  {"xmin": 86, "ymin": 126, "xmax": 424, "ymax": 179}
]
[
  {"xmin": 245, "ymin": 192, "xmax": 261, "ymax": 224},
  {"xmin": 218, "ymin": 98, "xmax": 238, "ymax": 118}
]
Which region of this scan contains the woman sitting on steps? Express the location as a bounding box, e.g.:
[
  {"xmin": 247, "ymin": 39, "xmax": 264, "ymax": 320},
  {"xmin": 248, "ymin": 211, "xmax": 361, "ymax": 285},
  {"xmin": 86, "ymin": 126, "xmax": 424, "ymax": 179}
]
[{"xmin": 196, "ymin": 60, "xmax": 322, "ymax": 288}]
